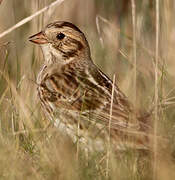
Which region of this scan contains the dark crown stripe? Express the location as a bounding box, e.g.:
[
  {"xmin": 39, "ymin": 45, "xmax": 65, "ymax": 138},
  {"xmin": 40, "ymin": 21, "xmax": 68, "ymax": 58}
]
[
  {"xmin": 47, "ymin": 21, "xmax": 83, "ymax": 34},
  {"xmin": 61, "ymin": 22, "xmax": 83, "ymax": 33}
]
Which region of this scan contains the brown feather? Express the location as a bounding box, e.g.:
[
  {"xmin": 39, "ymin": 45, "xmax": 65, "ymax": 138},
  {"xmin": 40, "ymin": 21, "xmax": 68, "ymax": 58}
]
[{"xmin": 29, "ymin": 21, "xmax": 152, "ymax": 150}]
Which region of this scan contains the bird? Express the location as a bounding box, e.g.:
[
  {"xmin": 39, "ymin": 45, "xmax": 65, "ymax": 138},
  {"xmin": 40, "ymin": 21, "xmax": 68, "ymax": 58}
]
[{"xmin": 29, "ymin": 21, "xmax": 151, "ymax": 151}]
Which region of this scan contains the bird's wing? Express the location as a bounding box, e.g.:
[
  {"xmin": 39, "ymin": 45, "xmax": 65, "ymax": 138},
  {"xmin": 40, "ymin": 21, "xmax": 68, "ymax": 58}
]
[{"xmin": 39, "ymin": 63, "xmax": 145, "ymax": 133}]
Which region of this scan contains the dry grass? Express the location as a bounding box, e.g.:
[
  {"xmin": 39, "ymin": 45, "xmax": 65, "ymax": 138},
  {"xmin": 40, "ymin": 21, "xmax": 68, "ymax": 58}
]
[{"xmin": 0, "ymin": 0, "xmax": 175, "ymax": 179}]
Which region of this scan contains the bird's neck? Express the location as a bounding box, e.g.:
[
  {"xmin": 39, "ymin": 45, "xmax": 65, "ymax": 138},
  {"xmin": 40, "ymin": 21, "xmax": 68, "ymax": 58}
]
[{"xmin": 40, "ymin": 44, "xmax": 91, "ymax": 66}]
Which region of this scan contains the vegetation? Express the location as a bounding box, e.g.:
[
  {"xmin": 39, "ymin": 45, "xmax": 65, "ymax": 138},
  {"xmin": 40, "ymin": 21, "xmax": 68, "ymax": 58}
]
[{"xmin": 0, "ymin": 0, "xmax": 175, "ymax": 179}]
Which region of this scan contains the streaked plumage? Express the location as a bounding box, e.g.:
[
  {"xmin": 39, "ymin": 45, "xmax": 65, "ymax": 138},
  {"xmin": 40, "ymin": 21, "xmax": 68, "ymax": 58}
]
[{"xmin": 29, "ymin": 21, "xmax": 151, "ymax": 150}]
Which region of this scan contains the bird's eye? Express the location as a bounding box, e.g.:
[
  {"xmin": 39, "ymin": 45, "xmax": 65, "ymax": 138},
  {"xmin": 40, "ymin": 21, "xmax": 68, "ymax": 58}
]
[{"xmin": 56, "ymin": 33, "xmax": 65, "ymax": 40}]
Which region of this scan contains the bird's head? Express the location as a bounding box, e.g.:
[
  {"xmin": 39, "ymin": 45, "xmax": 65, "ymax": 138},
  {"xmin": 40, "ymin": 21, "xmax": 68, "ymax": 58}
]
[{"xmin": 29, "ymin": 21, "xmax": 91, "ymax": 64}]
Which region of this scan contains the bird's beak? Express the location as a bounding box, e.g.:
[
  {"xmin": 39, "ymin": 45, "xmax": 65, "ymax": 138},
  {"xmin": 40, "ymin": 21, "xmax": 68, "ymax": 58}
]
[{"xmin": 29, "ymin": 31, "xmax": 48, "ymax": 44}]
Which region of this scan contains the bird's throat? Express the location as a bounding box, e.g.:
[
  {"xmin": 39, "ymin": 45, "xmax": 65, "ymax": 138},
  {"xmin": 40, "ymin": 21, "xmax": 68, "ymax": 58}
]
[{"xmin": 41, "ymin": 44, "xmax": 77, "ymax": 65}]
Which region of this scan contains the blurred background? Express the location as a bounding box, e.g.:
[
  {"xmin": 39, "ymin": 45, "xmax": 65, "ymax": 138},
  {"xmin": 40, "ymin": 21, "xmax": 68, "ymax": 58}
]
[{"xmin": 0, "ymin": 0, "xmax": 175, "ymax": 179}]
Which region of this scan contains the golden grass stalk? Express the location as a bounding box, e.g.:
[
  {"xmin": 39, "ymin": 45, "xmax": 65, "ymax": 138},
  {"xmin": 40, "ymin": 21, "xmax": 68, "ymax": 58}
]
[
  {"xmin": 153, "ymin": 0, "xmax": 160, "ymax": 179},
  {"xmin": 106, "ymin": 74, "xmax": 116, "ymax": 178},
  {"xmin": 131, "ymin": 0, "xmax": 137, "ymax": 108},
  {"xmin": 0, "ymin": 0, "xmax": 65, "ymax": 39}
]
